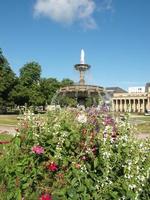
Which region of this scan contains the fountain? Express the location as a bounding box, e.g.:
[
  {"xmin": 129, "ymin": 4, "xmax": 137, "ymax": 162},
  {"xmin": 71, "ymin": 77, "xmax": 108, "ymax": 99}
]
[{"xmin": 52, "ymin": 49, "xmax": 104, "ymax": 106}]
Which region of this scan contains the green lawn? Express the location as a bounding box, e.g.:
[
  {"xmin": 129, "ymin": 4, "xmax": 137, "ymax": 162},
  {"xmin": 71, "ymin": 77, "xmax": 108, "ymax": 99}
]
[
  {"xmin": 0, "ymin": 115, "xmax": 18, "ymax": 125},
  {"xmin": 0, "ymin": 113, "xmax": 150, "ymax": 134},
  {"xmin": 0, "ymin": 133, "xmax": 13, "ymax": 158},
  {"xmin": 135, "ymin": 122, "xmax": 150, "ymax": 133},
  {"xmin": 130, "ymin": 114, "xmax": 150, "ymax": 134},
  {"xmin": 0, "ymin": 133, "xmax": 13, "ymax": 141}
]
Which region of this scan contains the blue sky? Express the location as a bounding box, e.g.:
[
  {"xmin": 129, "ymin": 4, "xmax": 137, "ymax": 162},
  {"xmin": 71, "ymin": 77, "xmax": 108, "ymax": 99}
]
[{"xmin": 0, "ymin": 0, "xmax": 150, "ymax": 90}]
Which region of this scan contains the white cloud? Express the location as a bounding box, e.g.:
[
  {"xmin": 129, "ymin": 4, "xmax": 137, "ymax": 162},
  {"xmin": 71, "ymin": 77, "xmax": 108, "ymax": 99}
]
[{"xmin": 34, "ymin": 0, "xmax": 113, "ymax": 29}]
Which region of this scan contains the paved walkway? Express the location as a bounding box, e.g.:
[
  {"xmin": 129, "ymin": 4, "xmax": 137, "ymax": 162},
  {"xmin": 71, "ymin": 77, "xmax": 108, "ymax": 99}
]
[
  {"xmin": 0, "ymin": 125, "xmax": 17, "ymax": 136},
  {"xmin": 136, "ymin": 133, "xmax": 150, "ymax": 140}
]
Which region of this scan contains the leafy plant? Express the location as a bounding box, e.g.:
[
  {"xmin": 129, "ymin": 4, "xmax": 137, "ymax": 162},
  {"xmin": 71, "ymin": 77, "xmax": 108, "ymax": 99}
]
[{"xmin": 0, "ymin": 108, "xmax": 149, "ymax": 199}]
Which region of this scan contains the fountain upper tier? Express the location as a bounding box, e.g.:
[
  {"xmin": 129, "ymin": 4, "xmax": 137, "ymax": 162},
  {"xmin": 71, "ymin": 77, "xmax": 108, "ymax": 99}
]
[
  {"xmin": 74, "ymin": 64, "xmax": 91, "ymax": 71},
  {"xmin": 74, "ymin": 49, "xmax": 91, "ymax": 85}
]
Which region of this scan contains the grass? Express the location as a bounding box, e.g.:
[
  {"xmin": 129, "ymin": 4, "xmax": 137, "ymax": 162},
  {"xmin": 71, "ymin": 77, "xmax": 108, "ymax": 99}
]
[
  {"xmin": 0, "ymin": 133, "xmax": 13, "ymax": 141},
  {"xmin": 0, "ymin": 133, "xmax": 13, "ymax": 158},
  {"xmin": 130, "ymin": 114, "xmax": 150, "ymax": 134},
  {"xmin": 136, "ymin": 123, "xmax": 150, "ymax": 133},
  {"xmin": 0, "ymin": 115, "xmax": 18, "ymax": 125}
]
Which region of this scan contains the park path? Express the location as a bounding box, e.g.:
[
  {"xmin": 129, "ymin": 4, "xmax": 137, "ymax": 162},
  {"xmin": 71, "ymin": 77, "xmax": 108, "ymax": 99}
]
[
  {"xmin": 136, "ymin": 133, "xmax": 150, "ymax": 140},
  {"xmin": 0, "ymin": 125, "xmax": 17, "ymax": 136}
]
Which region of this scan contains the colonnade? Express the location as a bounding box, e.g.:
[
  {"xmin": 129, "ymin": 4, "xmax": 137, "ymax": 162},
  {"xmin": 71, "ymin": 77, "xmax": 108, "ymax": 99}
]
[{"xmin": 112, "ymin": 98, "xmax": 148, "ymax": 113}]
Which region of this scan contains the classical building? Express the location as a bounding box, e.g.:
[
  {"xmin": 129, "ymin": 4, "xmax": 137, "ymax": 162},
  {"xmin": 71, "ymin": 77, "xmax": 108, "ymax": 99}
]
[{"xmin": 112, "ymin": 83, "xmax": 150, "ymax": 113}]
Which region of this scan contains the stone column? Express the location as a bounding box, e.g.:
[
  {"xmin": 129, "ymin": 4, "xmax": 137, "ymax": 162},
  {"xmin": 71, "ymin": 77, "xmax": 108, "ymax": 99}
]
[
  {"xmin": 142, "ymin": 99, "xmax": 145, "ymax": 113},
  {"xmin": 147, "ymin": 97, "xmax": 150, "ymax": 111},
  {"xmin": 133, "ymin": 99, "xmax": 136, "ymax": 112},
  {"xmin": 112, "ymin": 100, "xmax": 115, "ymax": 112},
  {"xmin": 124, "ymin": 99, "xmax": 127, "ymax": 112},
  {"xmin": 122, "ymin": 99, "xmax": 124, "ymax": 112},
  {"xmin": 120, "ymin": 99, "xmax": 123, "ymax": 112},
  {"xmin": 129, "ymin": 99, "xmax": 131, "ymax": 112},
  {"xmin": 112, "ymin": 99, "xmax": 116, "ymax": 112},
  {"xmin": 138, "ymin": 99, "xmax": 141, "ymax": 113},
  {"xmin": 116, "ymin": 99, "xmax": 119, "ymax": 112}
]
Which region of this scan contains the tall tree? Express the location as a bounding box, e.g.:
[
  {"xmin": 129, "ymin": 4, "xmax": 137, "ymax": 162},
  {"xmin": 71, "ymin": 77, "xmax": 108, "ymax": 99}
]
[
  {"xmin": 0, "ymin": 49, "xmax": 16, "ymax": 112},
  {"xmin": 11, "ymin": 62, "xmax": 42, "ymax": 106},
  {"xmin": 20, "ymin": 62, "xmax": 41, "ymax": 86}
]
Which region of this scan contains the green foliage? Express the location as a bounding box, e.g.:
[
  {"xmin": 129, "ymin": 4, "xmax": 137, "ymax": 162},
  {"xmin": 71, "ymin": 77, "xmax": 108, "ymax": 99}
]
[
  {"xmin": 0, "ymin": 48, "xmax": 75, "ymax": 109},
  {"xmin": 57, "ymin": 96, "xmax": 77, "ymax": 107},
  {"xmin": 85, "ymin": 96, "xmax": 99, "ymax": 107},
  {"xmin": 61, "ymin": 79, "xmax": 74, "ymax": 87},
  {"xmin": 0, "ymin": 108, "xmax": 149, "ymax": 199},
  {"xmin": 0, "ymin": 49, "xmax": 16, "ymax": 112},
  {"xmin": 40, "ymin": 78, "xmax": 60, "ymax": 105},
  {"xmin": 19, "ymin": 62, "xmax": 41, "ymax": 86}
]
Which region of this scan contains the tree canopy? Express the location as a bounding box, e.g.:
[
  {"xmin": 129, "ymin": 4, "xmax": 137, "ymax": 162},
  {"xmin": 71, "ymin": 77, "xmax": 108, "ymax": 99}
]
[
  {"xmin": 0, "ymin": 48, "xmax": 74, "ymax": 112},
  {"xmin": 0, "ymin": 49, "xmax": 16, "ymax": 112},
  {"xmin": 19, "ymin": 62, "xmax": 41, "ymax": 86}
]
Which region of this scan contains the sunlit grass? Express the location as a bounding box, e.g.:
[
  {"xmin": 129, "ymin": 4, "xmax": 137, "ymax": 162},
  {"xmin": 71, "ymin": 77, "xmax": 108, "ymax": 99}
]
[
  {"xmin": 136, "ymin": 122, "xmax": 150, "ymax": 134},
  {"xmin": 0, "ymin": 133, "xmax": 13, "ymax": 158},
  {"xmin": 0, "ymin": 115, "xmax": 18, "ymax": 125},
  {"xmin": 130, "ymin": 114, "xmax": 150, "ymax": 134}
]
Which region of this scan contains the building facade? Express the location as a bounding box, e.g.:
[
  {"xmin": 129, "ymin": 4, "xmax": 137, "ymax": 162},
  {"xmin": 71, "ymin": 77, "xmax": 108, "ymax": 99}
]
[{"xmin": 112, "ymin": 84, "xmax": 150, "ymax": 113}]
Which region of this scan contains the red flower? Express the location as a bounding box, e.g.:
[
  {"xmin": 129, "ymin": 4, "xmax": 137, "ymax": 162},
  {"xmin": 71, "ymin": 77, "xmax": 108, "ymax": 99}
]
[
  {"xmin": 47, "ymin": 162, "xmax": 58, "ymax": 171},
  {"xmin": 40, "ymin": 193, "xmax": 52, "ymax": 200}
]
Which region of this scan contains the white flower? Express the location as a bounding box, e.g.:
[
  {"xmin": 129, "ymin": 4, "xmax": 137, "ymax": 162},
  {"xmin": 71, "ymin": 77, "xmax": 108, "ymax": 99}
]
[
  {"xmin": 77, "ymin": 113, "xmax": 87, "ymax": 123},
  {"xmin": 129, "ymin": 184, "xmax": 136, "ymax": 190},
  {"xmin": 102, "ymin": 152, "xmax": 111, "ymax": 159}
]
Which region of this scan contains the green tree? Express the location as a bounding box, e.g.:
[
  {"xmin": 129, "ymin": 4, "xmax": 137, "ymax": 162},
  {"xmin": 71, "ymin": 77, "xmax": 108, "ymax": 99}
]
[
  {"xmin": 57, "ymin": 96, "xmax": 77, "ymax": 107},
  {"xmin": 29, "ymin": 84, "xmax": 45, "ymax": 106},
  {"xmin": 61, "ymin": 78, "xmax": 74, "ymax": 87},
  {"xmin": 11, "ymin": 62, "xmax": 42, "ymax": 106},
  {"xmin": 40, "ymin": 78, "xmax": 60, "ymax": 105},
  {"xmin": 20, "ymin": 62, "xmax": 41, "ymax": 86},
  {"xmin": 0, "ymin": 49, "xmax": 16, "ymax": 112}
]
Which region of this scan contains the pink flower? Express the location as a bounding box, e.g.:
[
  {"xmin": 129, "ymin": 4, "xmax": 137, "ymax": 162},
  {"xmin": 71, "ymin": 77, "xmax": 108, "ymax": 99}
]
[
  {"xmin": 47, "ymin": 162, "xmax": 58, "ymax": 171},
  {"xmin": 75, "ymin": 163, "xmax": 81, "ymax": 169},
  {"xmin": 81, "ymin": 156, "xmax": 88, "ymax": 161},
  {"xmin": 40, "ymin": 193, "xmax": 52, "ymax": 200},
  {"xmin": 31, "ymin": 145, "xmax": 44, "ymax": 154}
]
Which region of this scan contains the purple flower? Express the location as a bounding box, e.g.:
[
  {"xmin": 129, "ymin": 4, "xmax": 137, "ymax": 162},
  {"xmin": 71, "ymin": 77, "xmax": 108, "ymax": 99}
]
[
  {"xmin": 104, "ymin": 116, "xmax": 114, "ymax": 126},
  {"xmin": 32, "ymin": 145, "xmax": 44, "ymax": 154},
  {"xmin": 101, "ymin": 105, "xmax": 109, "ymax": 112}
]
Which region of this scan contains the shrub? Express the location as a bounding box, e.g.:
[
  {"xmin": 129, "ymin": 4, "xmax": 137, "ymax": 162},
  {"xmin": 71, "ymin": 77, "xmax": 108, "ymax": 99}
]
[{"xmin": 0, "ymin": 108, "xmax": 150, "ymax": 200}]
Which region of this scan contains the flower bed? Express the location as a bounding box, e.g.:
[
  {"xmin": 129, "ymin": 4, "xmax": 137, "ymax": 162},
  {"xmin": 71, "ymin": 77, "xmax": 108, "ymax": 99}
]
[{"xmin": 0, "ymin": 108, "xmax": 150, "ymax": 199}]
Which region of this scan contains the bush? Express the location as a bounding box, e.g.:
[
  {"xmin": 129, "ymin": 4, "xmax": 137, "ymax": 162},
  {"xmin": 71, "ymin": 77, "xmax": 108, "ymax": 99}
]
[{"xmin": 0, "ymin": 108, "xmax": 150, "ymax": 200}]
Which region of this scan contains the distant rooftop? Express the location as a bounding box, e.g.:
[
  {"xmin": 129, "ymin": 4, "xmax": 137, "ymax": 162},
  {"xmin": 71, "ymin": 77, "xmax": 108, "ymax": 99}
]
[
  {"xmin": 106, "ymin": 87, "xmax": 127, "ymax": 93},
  {"xmin": 145, "ymin": 82, "xmax": 150, "ymax": 92}
]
